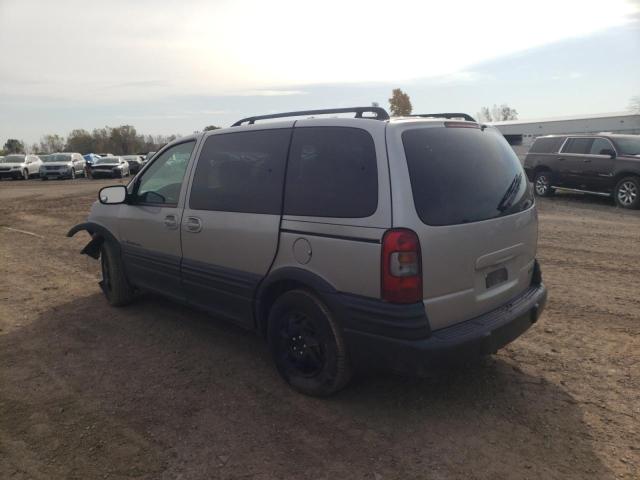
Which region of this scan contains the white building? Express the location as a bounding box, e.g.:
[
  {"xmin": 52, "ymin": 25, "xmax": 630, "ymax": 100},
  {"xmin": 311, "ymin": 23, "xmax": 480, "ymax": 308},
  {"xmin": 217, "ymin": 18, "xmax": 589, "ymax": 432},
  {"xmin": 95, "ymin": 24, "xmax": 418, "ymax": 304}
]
[{"xmin": 490, "ymin": 112, "xmax": 640, "ymax": 159}]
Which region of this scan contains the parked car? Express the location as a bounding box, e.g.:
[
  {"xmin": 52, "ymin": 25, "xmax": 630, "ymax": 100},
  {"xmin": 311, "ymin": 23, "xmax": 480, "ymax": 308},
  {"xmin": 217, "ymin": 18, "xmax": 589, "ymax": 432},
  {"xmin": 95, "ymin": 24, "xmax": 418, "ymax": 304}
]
[
  {"xmin": 0, "ymin": 154, "xmax": 42, "ymax": 180},
  {"xmin": 144, "ymin": 151, "xmax": 156, "ymax": 162},
  {"xmin": 84, "ymin": 153, "xmax": 102, "ymax": 166},
  {"xmin": 122, "ymin": 155, "xmax": 145, "ymax": 174},
  {"xmin": 68, "ymin": 107, "xmax": 547, "ymax": 396},
  {"xmin": 88, "ymin": 156, "xmax": 130, "ymax": 178},
  {"xmin": 39, "ymin": 152, "xmax": 85, "ymax": 180},
  {"xmin": 524, "ymin": 133, "xmax": 640, "ymax": 209}
]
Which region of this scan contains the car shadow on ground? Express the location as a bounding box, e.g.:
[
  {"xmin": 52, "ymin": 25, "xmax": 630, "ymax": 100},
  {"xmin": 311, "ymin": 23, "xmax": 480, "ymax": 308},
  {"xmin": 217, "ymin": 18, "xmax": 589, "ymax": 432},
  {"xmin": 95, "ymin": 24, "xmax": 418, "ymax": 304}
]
[{"xmin": 0, "ymin": 293, "xmax": 612, "ymax": 479}]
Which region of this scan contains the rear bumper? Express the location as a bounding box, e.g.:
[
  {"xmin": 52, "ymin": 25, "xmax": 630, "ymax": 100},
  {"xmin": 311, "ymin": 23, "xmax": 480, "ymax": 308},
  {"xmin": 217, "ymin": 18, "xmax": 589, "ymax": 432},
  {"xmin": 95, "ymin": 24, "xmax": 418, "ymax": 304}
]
[{"xmin": 340, "ymin": 282, "xmax": 547, "ymax": 375}]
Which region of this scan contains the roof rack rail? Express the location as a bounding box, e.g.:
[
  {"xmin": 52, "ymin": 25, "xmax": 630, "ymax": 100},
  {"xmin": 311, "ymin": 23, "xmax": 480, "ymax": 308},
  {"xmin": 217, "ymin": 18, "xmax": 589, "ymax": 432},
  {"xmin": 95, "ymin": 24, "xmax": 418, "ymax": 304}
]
[
  {"xmin": 231, "ymin": 106, "xmax": 390, "ymax": 127},
  {"xmin": 408, "ymin": 112, "xmax": 477, "ymax": 122}
]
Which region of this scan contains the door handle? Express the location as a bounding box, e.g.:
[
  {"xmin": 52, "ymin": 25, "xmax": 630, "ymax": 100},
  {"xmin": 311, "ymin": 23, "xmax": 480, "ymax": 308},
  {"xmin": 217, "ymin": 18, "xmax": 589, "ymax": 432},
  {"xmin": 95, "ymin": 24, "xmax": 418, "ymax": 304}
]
[
  {"xmin": 163, "ymin": 215, "xmax": 178, "ymax": 230},
  {"xmin": 557, "ymin": 158, "xmax": 565, "ymax": 162},
  {"xmin": 184, "ymin": 216, "xmax": 202, "ymax": 233},
  {"xmin": 583, "ymin": 159, "xmax": 592, "ymax": 163}
]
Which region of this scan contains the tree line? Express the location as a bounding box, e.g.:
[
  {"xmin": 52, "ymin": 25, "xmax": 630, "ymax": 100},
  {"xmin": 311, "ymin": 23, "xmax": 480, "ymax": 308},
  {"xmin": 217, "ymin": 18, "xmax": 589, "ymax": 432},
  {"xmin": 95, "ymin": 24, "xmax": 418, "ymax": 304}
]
[
  {"xmin": 1, "ymin": 125, "xmax": 185, "ymax": 156},
  {"xmin": 388, "ymin": 88, "xmax": 518, "ymax": 122}
]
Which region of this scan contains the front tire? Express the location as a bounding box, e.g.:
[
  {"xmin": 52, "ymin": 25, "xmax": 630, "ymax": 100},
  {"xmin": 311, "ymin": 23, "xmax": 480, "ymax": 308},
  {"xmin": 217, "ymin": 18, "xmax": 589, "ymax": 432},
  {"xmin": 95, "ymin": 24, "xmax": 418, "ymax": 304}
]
[
  {"xmin": 614, "ymin": 176, "xmax": 640, "ymax": 209},
  {"xmin": 70, "ymin": 168, "xmax": 76, "ymax": 180},
  {"xmin": 22, "ymin": 169, "xmax": 29, "ymax": 180},
  {"xmin": 534, "ymin": 171, "xmax": 555, "ymax": 197},
  {"xmin": 100, "ymin": 241, "xmax": 135, "ymax": 306},
  {"xmin": 267, "ymin": 289, "xmax": 352, "ymax": 396}
]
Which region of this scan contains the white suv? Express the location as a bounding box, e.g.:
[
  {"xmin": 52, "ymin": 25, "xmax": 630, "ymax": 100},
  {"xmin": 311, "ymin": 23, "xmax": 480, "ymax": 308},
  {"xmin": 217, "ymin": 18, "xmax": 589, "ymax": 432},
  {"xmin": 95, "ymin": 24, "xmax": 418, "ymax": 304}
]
[{"xmin": 0, "ymin": 154, "xmax": 42, "ymax": 180}]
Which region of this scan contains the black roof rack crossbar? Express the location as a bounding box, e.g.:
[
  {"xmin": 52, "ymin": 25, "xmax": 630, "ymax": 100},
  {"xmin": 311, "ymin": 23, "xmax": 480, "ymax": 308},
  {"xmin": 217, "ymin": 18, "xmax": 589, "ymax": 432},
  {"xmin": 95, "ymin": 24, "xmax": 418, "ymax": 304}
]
[
  {"xmin": 409, "ymin": 112, "xmax": 477, "ymax": 122},
  {"xmin": 232, "ymin": 106, "xmax": 390, "ymax": 127}
]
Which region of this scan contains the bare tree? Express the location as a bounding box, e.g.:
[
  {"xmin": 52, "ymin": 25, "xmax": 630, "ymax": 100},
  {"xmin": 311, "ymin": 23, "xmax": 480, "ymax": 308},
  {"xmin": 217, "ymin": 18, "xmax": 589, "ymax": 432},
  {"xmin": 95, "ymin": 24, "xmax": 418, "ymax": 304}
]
[
  {"xmin": 476, "ymin": 104, "xmax": 518, "ymax": 122},
  {"xmin": 39, "ymin": 134, "xmax": 65, "ymax": 153},
  {"xmin": 388, "ymin": 88, "xmax": 413, "ymax": 116},
  {"xmin": 476, "ymin": 106, "xmax": 492, "ymax": 122}
]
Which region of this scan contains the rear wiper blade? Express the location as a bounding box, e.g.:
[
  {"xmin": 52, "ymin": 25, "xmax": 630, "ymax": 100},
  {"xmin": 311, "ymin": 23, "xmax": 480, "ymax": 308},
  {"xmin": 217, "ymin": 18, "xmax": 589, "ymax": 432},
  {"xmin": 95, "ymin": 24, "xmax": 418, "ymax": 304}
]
[{"xmin": 497, "ymin": 173, "xmax": 523, "ymax": 212}]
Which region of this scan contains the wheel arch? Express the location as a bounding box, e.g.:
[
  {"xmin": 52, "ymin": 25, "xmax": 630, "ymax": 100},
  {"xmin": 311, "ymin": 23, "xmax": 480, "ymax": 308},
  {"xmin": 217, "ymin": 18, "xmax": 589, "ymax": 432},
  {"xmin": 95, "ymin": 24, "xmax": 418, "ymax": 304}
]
[
  {"xmin": 67, "ymin": 221, "xmax": 119, "ymax": 259},
  {"xmin": 533, "ymin": 165, "xmax": 552, "ymax": 174},
  {"xmin": 613, "ymin": 171, "xmax": 640, "ymax": 184},
  {"xmin": 254, "ymin": 267, "xmax": 339, "ymax": 337}
]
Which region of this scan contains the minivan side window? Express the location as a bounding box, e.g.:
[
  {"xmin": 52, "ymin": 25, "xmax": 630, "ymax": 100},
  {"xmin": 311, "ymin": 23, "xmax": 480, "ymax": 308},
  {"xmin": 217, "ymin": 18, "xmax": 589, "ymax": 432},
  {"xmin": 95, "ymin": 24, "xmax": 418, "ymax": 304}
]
[
  {"xmin": 562, "ymin": 138, "xmax": 594, "ymax": 154},
  {"xmin": 284, "ymin": 127, "xmax": 378, "ymax": 218},
  {"xmin": 134, "ymin": 140, "xmax": 195, "ymax": 206},
  {"xmin": 590, "ymin": 138, "xmax": 614, "ymax": 155},
  {"xmin": 189, "ymin": 129, "xmax": 290, "ymax": 214}
]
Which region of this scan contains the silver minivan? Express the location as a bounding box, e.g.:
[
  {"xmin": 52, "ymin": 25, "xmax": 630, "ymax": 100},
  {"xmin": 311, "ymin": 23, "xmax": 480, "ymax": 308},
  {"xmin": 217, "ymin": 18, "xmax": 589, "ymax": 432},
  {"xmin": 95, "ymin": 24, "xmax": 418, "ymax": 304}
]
[{"xmin": 69, "ymin": 107, "xmax": 547, "ymax": 396}]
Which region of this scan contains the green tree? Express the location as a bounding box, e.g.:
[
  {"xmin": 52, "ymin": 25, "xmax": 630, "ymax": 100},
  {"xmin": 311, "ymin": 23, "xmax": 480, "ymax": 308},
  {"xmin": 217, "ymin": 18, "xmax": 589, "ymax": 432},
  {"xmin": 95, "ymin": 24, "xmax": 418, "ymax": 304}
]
[
  {"xmin": 109, "ymin": 125, "xmax": 140, "ymax": 155},
  {"xmin": 388, "ymin": 88, "xmax": 412, "ymax": 116},
  {"xmin": 203, "ymin": 125, "xmax": 221, "ymax": 131},
  {"xmin": 3, "ymin": 139, "xmax": 25, "ymax": 154},
  {"xmin": 66, "ymin": 129, "xmax": 95, "ymax": 154},
  {"xmin": 91, "ymin": 127, "xmax": 112, "ymax": 154}
]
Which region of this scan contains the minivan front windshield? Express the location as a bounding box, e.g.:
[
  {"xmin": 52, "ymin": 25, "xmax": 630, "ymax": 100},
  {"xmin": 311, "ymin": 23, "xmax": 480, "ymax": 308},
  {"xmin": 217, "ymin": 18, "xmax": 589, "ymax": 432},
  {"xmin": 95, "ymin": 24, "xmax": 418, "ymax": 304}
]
[
  {"xmin": 402, "ymin": 126, "xmax": 534, "ymax": 226},
  {"xmin": 613, "ymin": 137, "xmax": 640, "ymax": 156}
]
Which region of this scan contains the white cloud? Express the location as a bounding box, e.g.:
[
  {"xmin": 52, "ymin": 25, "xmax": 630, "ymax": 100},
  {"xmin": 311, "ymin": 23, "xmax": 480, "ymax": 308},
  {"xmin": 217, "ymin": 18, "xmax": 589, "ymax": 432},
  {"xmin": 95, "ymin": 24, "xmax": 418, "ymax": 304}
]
[{"xmin": 0, "ymin": 0, "xmax": 637, "ymax": 102}]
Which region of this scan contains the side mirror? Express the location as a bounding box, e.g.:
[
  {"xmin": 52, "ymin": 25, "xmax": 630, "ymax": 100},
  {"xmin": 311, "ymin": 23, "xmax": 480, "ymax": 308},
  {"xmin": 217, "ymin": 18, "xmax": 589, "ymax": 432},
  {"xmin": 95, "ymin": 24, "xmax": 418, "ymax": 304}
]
[
  {"xmin": 600, "ymin": 149, "xmax": 616, "ymax": 159},
  {"xmin": 99, "ymin": 185, "xmax": 127, "ymax": 205}
]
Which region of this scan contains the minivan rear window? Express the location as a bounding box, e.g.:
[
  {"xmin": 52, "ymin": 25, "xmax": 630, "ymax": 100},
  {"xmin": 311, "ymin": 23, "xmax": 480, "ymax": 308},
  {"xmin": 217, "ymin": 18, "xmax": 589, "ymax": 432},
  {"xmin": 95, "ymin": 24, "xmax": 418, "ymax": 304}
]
[{"xmin": 402, "ymin": 127, "xmax": 533, "ymax": 226}]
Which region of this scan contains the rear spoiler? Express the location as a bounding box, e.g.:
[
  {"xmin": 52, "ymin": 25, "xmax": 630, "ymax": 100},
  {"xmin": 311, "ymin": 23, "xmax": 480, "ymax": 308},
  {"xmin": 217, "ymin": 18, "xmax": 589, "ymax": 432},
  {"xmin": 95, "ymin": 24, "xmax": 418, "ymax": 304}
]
[{"xmin": 408, "ymin": 113, "xmax": 477, "ymax": 122}]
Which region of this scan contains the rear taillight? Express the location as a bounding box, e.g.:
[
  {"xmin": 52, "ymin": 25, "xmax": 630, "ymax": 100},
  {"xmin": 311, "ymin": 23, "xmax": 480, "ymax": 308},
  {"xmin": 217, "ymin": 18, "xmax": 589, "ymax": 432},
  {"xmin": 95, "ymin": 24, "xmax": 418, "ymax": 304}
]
[{"xmin": 381, "ymin": 229, "xmax": 422, "ymax": 303}]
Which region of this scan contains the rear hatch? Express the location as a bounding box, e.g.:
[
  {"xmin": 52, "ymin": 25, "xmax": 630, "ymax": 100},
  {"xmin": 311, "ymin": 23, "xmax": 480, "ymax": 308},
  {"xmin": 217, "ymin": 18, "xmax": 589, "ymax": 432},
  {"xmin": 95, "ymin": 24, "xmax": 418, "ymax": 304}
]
[{"xmin": 395, "ymin": 122, "xmax": 537, "ymax": 330}]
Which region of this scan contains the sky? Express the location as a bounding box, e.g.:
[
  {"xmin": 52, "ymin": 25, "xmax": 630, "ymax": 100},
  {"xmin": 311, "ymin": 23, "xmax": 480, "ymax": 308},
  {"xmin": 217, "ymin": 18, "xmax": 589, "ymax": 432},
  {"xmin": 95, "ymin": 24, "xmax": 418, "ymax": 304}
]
[{"xmin": 0, "ymin": 0, "xmax": 639, "ymax": 145}]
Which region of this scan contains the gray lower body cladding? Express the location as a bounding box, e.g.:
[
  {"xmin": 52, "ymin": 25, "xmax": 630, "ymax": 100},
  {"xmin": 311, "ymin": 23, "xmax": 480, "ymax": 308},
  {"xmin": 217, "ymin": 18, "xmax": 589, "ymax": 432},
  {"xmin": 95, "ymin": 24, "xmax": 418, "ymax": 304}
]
[{"xmin": 342, "ymin": 282, "xmax": 547, "ymax": 374}]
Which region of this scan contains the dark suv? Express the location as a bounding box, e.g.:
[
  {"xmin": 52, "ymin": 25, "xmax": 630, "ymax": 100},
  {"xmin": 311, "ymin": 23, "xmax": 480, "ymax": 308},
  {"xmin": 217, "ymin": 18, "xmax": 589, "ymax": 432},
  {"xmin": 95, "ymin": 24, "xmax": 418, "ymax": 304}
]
[{"xmin": 524, "ymin": 134, "xmax": 640, "ymax": 209}]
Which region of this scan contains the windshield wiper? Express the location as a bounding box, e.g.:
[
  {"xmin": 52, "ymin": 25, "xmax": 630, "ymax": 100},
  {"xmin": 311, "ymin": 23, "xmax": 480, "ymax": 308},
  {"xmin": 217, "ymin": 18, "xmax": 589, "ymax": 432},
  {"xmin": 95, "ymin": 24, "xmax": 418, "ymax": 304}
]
[{"xmin": 497, "ymin": 173, "xmax": 523, "ymax": 212}]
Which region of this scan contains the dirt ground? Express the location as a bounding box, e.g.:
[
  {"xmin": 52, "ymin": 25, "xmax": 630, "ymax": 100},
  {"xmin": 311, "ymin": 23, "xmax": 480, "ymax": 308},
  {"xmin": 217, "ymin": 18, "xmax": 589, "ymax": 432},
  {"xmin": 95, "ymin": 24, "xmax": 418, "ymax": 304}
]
[{"xmin": 0, "ymin": 178, "xmax": 638, "ymax": 480}]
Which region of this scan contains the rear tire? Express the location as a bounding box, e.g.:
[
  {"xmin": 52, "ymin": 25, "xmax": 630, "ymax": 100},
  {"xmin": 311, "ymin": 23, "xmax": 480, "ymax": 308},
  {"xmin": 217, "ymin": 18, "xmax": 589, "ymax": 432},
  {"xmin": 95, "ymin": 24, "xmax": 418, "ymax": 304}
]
[
  {"xmin": 267, "ymin": 289, "xmax": 352, "ymax": 397},
  {"xmin": 100, "ymin": 241, "xmax": 135, "ymax": 306},
  {"xmin": 614, "ymin": 176, "xmax": 640, "ymax": 209},
  {"xmin": 534, "ymin": 171, "xmax": 555, "ymax": 197},
  {"xmin": 22, "ymin": 169, "xmax": 29, "ymax": 180}
]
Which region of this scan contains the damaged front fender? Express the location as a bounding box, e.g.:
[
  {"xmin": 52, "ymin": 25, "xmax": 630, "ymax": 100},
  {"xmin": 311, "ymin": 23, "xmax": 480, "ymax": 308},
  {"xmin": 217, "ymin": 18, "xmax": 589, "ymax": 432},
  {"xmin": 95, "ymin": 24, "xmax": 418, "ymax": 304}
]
[{"xmin": 67, "ymin": 222, "xmax": 119, "ymax": 260}]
